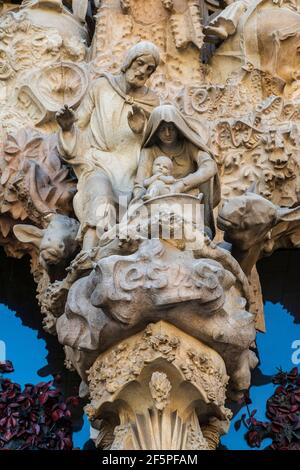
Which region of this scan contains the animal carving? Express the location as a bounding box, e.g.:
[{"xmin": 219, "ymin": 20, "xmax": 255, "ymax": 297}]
[
  {"xmin": 13, "ymin": 214, "xmax": 80, "ymax": 270},
  {"xmin": 218, "ymin": 192, "xmax": 300, "ymax": 276}
]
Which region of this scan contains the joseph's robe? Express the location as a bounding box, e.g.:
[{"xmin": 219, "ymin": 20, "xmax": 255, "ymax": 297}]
[{"xmin": 58, "ymin": 73, "xmax": 159, "ymax": 238}]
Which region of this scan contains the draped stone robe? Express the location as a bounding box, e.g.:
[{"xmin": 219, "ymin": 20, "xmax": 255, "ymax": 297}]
[
  {"xmin": 134, "ymin": 105, "xmax": 221, "ymax": 236},
  {"xmin": 58, "ymin": 73, "xmax": 159, "ymax": 239}
]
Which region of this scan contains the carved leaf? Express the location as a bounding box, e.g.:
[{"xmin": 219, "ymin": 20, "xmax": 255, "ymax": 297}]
[
  {"xmin": 4, "ymin": 136, "xmax": 20, "ymax": 155},
  {"xmin": 0, "ymin": 167, "xmax": 11, "ymax": 185},
  {"xmin": 242, "ymin": 166, "xmax": 261, "ymax": 182},
  {"xmin": 0, "ymin": 217, "xmax": 12, "ymax": 238},
  {"xmin": 10, "ymin": 203, "xmax": 27, "ymax": 221},
  {"xmin": 24, "ymin": 137, "xmax": 43, "ymax": 159}
]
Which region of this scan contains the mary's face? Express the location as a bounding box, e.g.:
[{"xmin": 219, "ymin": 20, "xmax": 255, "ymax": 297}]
[{"xmin": 157, "ymin": 122, "xmax": 178, "ymax": 146}]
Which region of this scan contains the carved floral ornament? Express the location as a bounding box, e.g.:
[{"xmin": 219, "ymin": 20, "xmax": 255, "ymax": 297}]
[
  {"xmin": 0, "ymin": 9, "xmax": 87, "ymax": 77},
  {"xmin": 17, "ymin": 62, "xmax": 89, "ymax": 124},
  {"xmin": 1, "ymin": 0, "xmax": 300, "ymax": 450}
]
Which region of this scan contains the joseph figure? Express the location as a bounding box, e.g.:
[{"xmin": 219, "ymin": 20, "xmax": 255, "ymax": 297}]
[{"xmin": 56, "ymin": 41, "xmax": 160, "ymax": 250}]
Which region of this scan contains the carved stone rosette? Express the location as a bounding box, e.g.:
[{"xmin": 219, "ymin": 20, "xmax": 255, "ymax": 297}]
[{"xmin": 86, "ymin": 321, "xmax": 232, "ymax": 450}]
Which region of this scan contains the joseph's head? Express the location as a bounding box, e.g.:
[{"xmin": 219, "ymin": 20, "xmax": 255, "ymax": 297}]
[{"xmin": 121, "ymin": 41, "xmax": 160, "ymax": 89}]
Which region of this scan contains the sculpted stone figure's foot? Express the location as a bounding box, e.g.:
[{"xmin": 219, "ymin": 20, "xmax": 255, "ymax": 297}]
[{"xmin": 204, "ymin": 25, "xmax": 228, "ymax": 40}]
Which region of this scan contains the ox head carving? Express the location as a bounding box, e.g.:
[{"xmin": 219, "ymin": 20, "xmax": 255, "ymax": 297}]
[{"xmin": 13, "ymin": 214, "xmax": 80, "ymax": 269}]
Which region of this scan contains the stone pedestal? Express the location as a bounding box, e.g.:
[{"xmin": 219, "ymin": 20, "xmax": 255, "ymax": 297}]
[{"xmin": 86, "ymin": 321, "xmax": 232, "ymax": 450}]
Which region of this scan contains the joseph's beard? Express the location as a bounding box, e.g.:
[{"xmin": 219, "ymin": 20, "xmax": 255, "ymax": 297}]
[{"xmin": 128, "ymin": 75, "xmax": 146, "ymax": 87}]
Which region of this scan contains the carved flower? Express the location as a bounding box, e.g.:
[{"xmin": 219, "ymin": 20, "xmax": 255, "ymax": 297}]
[
  {"xmin": 130, "ymin": 359, "xmax": 144, "ymax": 377},
  {"xmin": 263, "ymin": 169, "xmax": 275, "ymax": 182},
  {"xmin": 0, "ymin": 47, "xmax": 14, "ymax": 80},
  {"xmin": 241, "ymin": 165, "xmax": 261, "ymax": 182},
  {"xmin": 148, "ymin": 334, "xmax": 179, "ymax": 360},
  {"xmin": 106, "ymin": 381, "xmax": 120, "ymax": 394},
  {"xmin": 45, "ymin": 32, "xmax": 63, "ymax": 55},
  {"xmin": 270, "ymin": 154, "xmax": 290, "ymax": 170},
  {"xmin": 63, "ymin": 37, "xmax": 86, "ymax": 61},
  {"xmin": 180, "ymin": 364, "xmax": 193, "ymax": 381},
  {"xmin": 149, "ymin": 372, "xmax": 172, "ymax": 410},
  {"xmin": 223, "ymin": 153, "xmax": 241, "ymax": 174}
]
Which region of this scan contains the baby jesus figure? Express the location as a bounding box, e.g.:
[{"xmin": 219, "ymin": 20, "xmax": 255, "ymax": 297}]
[{"xmin": 143, "ymin": 156, "xmax": 176, "ymax": 200}]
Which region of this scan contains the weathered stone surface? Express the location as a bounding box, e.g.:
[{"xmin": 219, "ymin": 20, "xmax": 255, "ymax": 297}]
[
  {"xmin": 86, "ymin": 321, "xmax": 232, "ymax": 450},
  {"xmin": 1, "ymin": 0, "xmax": 299, "ymax": 449}
]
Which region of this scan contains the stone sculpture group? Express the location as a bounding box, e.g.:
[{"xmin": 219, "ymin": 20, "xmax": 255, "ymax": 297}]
[{"xmin": 1, "ymin": 0, "xmax": 300, "ymax": 450}]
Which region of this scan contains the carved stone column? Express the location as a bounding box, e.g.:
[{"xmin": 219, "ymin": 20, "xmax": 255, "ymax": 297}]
[{"xmin": 86, "ymin": 321, "xmax": 232, "ymax": 450}]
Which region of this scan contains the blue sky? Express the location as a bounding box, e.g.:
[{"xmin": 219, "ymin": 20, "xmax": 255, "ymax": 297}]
[
  {"xmin": 221, "ymin": 301, "xmax": 300, "ymax": 450},
  {"xmin": 0, "ymin": 303, "xmax": 90, "ymax": 449},
  {"xmin": 0, "ymin": 304, "xmax": 51, "ymax": 386}
]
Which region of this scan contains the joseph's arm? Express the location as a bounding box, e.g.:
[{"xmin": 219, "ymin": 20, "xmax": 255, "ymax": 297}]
[{"xmin": 58, "ymin": 85, "xmax": 96, "ymax": 160}]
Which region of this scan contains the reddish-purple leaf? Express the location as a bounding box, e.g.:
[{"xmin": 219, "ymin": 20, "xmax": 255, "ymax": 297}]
[
  {"xmin": 38, "ymin": 393, "xmax": 49, "ymax": 405},
  {"xmin": 233, "ymin": 418, "xmax": 241, "ymax": 431}
]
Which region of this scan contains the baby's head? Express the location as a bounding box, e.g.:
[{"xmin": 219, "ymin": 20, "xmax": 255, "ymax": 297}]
[{"xmin": 152, "ymin": 156, "xmax": 173, "ymax": 176}]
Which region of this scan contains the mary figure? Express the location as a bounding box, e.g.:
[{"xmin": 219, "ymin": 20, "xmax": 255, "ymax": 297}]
[{"xmin": 133, "ymin": 105, "xmax": 221, "ymax": 237}]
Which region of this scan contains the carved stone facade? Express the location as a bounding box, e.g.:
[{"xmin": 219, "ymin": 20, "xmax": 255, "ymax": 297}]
[{"xmin": 1, "ymin": 0, "xmax": 299, "ymax": 449}]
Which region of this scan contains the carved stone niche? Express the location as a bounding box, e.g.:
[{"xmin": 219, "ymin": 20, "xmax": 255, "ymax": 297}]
[
  {"xmin": 86, "ymin": 321, "xmax": 232, "ymax": 451},
  {"xmin": 17, "ymin": 62, "xmax": 89, "ymax": 125}
]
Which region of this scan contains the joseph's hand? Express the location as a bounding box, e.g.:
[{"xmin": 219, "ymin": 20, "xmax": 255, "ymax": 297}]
[
  {"xmin": 56, "ymin": 105, "xmax": 76, "ymax": 132},
  {"xmin": 128, "ymin": 105, "xmax": 146, "ymax": 134}
]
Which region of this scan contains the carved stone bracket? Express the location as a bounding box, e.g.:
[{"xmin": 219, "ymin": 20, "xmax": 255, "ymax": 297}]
[{"xmin": 86, "ymin": 321, "xmax": 232, "ymax": 450}]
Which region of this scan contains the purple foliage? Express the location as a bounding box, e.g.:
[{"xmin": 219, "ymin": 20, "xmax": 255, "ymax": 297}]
[
  {"xmin": 236, "ymin": 367, "xmax": 300, "ymax": 450},
  {"xmin": 0, "ymin": 361, "xmax": 80, "ymax": 450}
]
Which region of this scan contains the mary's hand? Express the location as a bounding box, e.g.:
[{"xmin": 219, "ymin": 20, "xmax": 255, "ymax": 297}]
[
  {"xmin": 169, "ymin": 180, "xmax": 186, "ymax": 194},
  {"xmin": 132, "ymin": 186, "xmax": 146, "ymax": 201}
]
